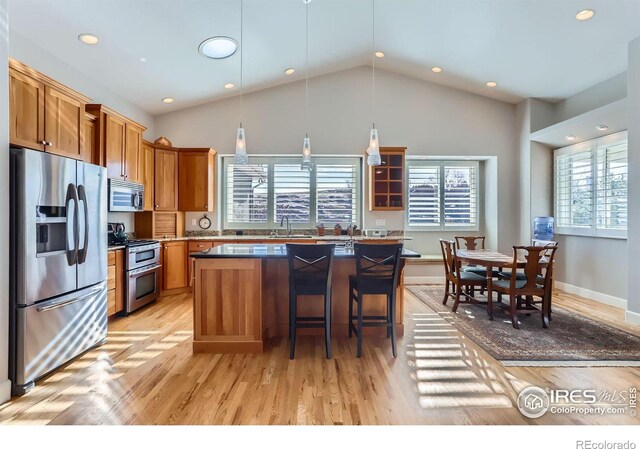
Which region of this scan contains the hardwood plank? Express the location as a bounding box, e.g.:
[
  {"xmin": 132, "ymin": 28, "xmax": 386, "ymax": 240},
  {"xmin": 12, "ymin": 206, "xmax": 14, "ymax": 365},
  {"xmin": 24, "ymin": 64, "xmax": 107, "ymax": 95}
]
[{"xmin": 1, "ymin": 286, "xmax": 638, "ymax": 425}]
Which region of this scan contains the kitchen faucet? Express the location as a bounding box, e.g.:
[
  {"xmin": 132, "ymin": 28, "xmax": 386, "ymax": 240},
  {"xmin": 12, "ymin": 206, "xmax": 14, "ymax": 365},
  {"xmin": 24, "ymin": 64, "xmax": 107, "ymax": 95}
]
[{"xmin": 280, "ymin": 215, "xmax": 292, "ymax": 237}]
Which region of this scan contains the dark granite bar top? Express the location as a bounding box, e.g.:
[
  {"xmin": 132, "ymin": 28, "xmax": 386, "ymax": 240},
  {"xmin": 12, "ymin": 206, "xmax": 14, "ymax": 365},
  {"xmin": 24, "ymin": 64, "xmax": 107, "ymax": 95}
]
[{"xmin": 191, "ymin": 243, "xmax": 420, "ymax": 259}]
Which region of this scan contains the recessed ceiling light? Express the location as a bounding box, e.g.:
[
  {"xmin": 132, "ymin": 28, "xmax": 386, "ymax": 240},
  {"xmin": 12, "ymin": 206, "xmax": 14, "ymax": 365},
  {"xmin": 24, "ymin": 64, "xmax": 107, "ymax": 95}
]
[
  {"xmin": 78, "ymin": 33, "xmax": 99, "ymax": 45},
  {"xmin": 140, "ymin": 57, "xmax": 147, "ymax": 63},
  {"xmin": 198, "ymin": 36, "xmax": 238, "ymax": 59},
  {"xmin": 486, "ymin": 81, "xmax": 497, "ymax": 88},
  {"xmin": 431, "ymin": 66, "xmax": 442, "ymax": 73},
  {"xmin": 576, "ymin": 9, "xmax": 595, "ymax": 21},
  {"xmin": 596, "ymin": 124, "xmax": 609, "ymax": 131},
  {"xmin": 284, "ymin": 68, "xmax": 295, "ymax": 75},
  {"xmin": 375, "ymin": 51, "xmax": 385, "ymax": 58},
  {"xmin": 566, "ymin": 135, "xmax": 576, "ymax": 141},
  {"xmin": 224, "ymin": 83, "xmax": 235, "ymax": 89},
  {"xmin": 161, "ymin": 97, "xmax": 174, "ymax": 104}
]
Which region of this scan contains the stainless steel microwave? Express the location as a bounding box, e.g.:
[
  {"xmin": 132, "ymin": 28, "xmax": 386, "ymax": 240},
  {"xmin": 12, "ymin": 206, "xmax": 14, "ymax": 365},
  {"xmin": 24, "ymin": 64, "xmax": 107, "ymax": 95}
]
[{"xmin": 108, "ymin": 179, "xmax": 144, "ymax": 212}]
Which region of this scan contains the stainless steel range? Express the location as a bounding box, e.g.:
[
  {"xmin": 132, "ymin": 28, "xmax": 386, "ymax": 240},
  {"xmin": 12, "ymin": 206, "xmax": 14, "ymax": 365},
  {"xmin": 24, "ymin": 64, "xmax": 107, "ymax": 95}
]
[{"xmin": 122, "ymin": 240, "xmax": 161, "ymax": 315}]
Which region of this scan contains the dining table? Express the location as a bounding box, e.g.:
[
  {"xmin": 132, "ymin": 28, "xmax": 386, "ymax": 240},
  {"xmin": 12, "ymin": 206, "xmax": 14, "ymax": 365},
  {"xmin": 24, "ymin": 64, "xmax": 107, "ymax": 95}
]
[{"xmin": 454, "ymin": 249, "xmax": 525, "ymax": 321}]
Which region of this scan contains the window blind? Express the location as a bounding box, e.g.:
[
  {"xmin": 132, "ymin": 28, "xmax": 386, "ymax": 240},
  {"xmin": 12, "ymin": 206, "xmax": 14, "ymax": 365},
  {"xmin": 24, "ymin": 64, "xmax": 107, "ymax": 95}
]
[
  {"xmin": 554, "ymin": 131, "xmax": 628, "ymax": 237},
  {"xmin": 316, "ymin": 163, "xmax": 359, "ymax": 225},
  {"xmin": 596, "ymin": 141, "xmax": 627, "ymax": 230},
  {"xmin": 273, "ymin": 164, "xmax": 310, "ymax": 224},
  {"xmin": 225, "ymin": 163, "xmax": 269, "ymax": 224},
  {"xmin": 407, "ymin": 165, "xmax": 440, "ymax": 226},
  {"xmin": 406, "ymin": 161, "xmax": 479, "ymax": 230},
  {"xmin": 444, "ymin": 165, "xmax": 477, "ymax": 227},
  {"xmin": 555, "ymin": 149, "xmax": 593, "ymax": 228}
]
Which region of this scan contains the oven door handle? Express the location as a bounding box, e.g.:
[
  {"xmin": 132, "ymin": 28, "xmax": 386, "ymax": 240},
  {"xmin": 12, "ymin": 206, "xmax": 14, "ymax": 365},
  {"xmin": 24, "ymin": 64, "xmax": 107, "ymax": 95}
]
[{"xmin": 130, "ymin": 263, "xmax": 162, "ymax": 276}]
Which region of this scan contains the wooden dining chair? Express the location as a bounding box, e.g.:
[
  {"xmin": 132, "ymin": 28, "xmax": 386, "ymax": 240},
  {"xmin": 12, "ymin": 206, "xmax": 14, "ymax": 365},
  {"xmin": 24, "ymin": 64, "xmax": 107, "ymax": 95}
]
[
  {"xmin": 439, "ymin": 239, "xmax": 489, "ymax": 317},
  {"xmin": 491, "ymin": 245, "xmax": 558, "ymax": 329},
  {"xmin": 454, "ymin": 236, "xmax": 498, "ymax": 295}
]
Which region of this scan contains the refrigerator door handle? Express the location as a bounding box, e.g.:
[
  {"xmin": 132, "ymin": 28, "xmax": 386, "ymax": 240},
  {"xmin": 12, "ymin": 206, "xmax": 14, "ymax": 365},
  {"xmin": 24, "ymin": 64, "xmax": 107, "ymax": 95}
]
[
  {"xmin": 65, "ymin": 183, "xmax": 80, "ymax": 266},
  {"xmin": 36, "ymin": 285, "xmax": 103, "ymax": 312},
  {"xmin": 77, "ymin": 184, "xmax": 89, "ymax": 264}
]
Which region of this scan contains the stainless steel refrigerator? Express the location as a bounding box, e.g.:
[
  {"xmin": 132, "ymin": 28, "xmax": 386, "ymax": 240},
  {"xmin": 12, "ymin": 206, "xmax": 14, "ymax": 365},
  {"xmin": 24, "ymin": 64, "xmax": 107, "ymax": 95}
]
[{"xmin": 10, "ymin": 148, "xmax": 108, "ymax": 395}]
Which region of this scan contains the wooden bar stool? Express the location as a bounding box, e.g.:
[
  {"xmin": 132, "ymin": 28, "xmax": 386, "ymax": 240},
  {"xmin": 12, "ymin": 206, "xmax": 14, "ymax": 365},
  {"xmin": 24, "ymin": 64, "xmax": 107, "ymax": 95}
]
[
  {"xmin": 349, "ymin": 243, "xmax": 403, "ymax": 358},
  {"xmin": 286, "ymin": 243, "xmax": 335, "ymax": 359}
]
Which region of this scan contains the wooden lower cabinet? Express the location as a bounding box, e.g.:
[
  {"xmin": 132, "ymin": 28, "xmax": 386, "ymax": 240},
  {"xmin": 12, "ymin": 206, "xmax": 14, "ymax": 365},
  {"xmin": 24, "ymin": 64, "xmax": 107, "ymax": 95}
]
[
  {"xmin": 107, "ymin": 249, "xmax": 124, "ymax": 317},
  {"xmin": 163, "ymin": 241, "xmax": 188, "ymax": 290}
]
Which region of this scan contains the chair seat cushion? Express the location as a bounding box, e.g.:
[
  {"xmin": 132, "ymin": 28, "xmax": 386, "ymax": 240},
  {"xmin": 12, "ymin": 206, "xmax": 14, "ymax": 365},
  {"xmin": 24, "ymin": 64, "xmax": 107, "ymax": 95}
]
[
  {"xmin": 463, "ymin": 266, "xmax": 501, "ymax": 276},
  {"xmin": 497, "ymin": 272, "xmax": 545, "ymax": 283},
  {"xmin": 455, "ymin": 271, "xmax": 487, "ymax": 282},
  {"xmin": 493, "ymin": 279, "xmax": 544, "ymax": 290}
]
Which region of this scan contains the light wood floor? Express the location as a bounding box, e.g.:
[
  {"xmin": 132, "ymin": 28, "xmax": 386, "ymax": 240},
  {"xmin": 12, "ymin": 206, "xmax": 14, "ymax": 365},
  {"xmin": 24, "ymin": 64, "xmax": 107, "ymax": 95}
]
[{"xmin": 0, "ymin": 287, "xmax": 638, "ymax": 425}]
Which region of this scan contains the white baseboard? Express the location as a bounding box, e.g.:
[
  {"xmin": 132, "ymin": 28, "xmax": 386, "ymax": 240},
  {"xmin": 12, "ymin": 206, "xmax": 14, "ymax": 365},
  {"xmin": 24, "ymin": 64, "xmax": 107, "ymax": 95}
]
[
  {"xmin": 555, "ymin": 281, "xmax": 627, "ymax": 310},
  {"xmin": 405, "ymin": 276, "xmax": 444, "ymax": 285},
  {"xmin": 626, "ymin": 310, "xmax": 640, "ymax": 325},
  {"xmin": 0, "ymin": 379, "xmax": 11, "ymax": 405}
]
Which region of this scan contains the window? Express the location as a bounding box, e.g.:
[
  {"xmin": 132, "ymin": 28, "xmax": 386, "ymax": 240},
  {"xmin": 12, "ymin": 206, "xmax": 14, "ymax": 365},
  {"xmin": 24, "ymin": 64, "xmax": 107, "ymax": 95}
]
[
  {"xmin": 554, "ymin": 131, "xmax": 627, "ymax": 238},
  {"xmin": 406, "ymin": 160, "xmax": 479, "ymax": 230},
  {"xmin": 223, "ymin": 156, "xmax": 362, "ymax": 228}
]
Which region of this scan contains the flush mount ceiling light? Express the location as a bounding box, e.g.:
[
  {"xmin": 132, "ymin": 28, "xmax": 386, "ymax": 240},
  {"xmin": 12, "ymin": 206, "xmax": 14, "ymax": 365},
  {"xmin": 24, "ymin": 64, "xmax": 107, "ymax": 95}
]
[
  {"xmin": 431, "ymin": 66, "xmax": 442, "ymax": 73},
  {"xmin": 486, "ymin": 81, "xmax": 497, "ymax": 88},
  {"xmin": 284, "ymin": 68, "xmax": 295, "ymax": 75},
  {"xmin": 224, "ymin": 83, "xmax": 235, "ymax": 89},
  {"xmin": 576, "ymin": 9, "xmax": 595, "ymax": 21},
  {"xmin": 375, "ymin": 51, "xmax": 385, "ymax": 58},
  {"xmin": 78, "ymin": 33, "xmax": 99, "ymax": 45},
  {"xmin": 566, "ymin": 135, "xmax": 576, "ymax": 141},
  {"xmin": 596, "ymin": 124, "xmax": 609, "ymax": 131},
  {"xmin": 198, "ymin": 36, "xmax": 238, "ymax": 59},
  {"xmin": 161, "ymin": 97, "xmax": 174, "ymax": 104}
]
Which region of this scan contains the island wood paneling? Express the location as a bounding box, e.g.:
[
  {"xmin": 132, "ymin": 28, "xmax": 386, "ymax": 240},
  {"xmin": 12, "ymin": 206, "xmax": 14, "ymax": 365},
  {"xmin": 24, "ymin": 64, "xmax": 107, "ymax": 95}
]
[{"xmin": 193, "ymin": 258, "xmax": 263, "ymax": 353}]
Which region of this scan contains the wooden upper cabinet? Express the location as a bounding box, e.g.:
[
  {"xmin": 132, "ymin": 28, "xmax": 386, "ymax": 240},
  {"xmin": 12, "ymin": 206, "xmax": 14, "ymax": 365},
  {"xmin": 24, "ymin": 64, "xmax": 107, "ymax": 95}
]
[
  {"xmin": 369, "ymin": 147, "xmax": 406, "ymax": 211},
  {"xmin": 9, "ymin": 60, "xmax": 90, "ymax": 160},
  {"xmin": 141, "ymin": 140, "xmax": 155, "ymax": 211},
  {"xmin": 104, "ymin": 113, "xmax": 126, "ymax": 179},
  {"xmin": 83, "ymin": 112, "xmax": 97, "ymax": 164},
  {"xmin": 86, "ymin": 104, "xmax": 146, "ymax": 180},
  {"xmin": 125, "ymin": 123, "xmax": 143, "ymax": 182},
  {"xmin": 155, "ymin": 148, "xmax": 179, "ymax": 211},
  {"xmin": 44, "ymin": 85, "xmax": 86, "ymax": 160},
  {"xmin": 178, "ymin": 148, "xmax": 216, "ymax": 211},
  {"xmin": 9, "ymin": 66, "xmax": 45, "ymax": 149}
]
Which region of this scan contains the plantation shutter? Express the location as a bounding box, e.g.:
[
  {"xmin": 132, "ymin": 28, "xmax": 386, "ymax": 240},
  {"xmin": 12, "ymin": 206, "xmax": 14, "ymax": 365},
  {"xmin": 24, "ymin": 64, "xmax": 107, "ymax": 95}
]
[
  {"xmin": 273, "ymin": 164, "xmax": 311, "ymax": 224},
  {"xmin": 316, "ymin": 162, "xmax": 359, "ymax": 225},
  {"xmin": 596, "ymin": 140, "xmax": 628, "ymax": 230},
  {"xmin": 407, "ymin": 165, "xmax": 441, "ymax": 227},
  {"xmin": 444, "ymin": 165, "xmax": 478, "ymax": 227},
  {"xmin": 225, "ymin": 163, "xmax": 269, "ymax": 224},
  {"xmin": 555, "ymin": 149, "xmax": 594, "ymax": 228}
]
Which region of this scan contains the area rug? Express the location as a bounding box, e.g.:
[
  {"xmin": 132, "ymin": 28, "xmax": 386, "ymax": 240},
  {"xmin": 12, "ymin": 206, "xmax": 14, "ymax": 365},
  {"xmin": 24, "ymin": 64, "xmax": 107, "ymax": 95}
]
[{"xmin": 406, "ymin": 285, "xmax": 640, "ymax": 367}]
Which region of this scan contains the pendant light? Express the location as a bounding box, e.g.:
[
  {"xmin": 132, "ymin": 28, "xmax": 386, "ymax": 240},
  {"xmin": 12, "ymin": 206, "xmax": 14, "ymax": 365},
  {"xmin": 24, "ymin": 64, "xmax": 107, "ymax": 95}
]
[
  {"xmin": 301, "ymin": 0, "xmax": 313, "ymax": 171},
  {"xmin": 367, "ymin": 0, "xmax": 381, "ymax": 166},
  {"xmin": 234, "ymin": 0, "xmax": 248, "ymax": 165}
]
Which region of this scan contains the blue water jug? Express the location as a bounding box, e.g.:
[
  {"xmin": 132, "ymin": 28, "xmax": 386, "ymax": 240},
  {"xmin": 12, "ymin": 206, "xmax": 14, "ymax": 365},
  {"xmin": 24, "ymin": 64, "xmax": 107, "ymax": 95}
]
[{"xmin": 533, "ymin": 216, "xmax": 554, "ymax": 240}]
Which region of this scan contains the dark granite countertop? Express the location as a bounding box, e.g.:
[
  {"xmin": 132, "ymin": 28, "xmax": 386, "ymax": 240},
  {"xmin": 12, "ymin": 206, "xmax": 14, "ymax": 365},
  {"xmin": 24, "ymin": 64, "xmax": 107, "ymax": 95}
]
[{"xmin": 191, "ymin": 243, "xmax": 420, "ymax": 259}]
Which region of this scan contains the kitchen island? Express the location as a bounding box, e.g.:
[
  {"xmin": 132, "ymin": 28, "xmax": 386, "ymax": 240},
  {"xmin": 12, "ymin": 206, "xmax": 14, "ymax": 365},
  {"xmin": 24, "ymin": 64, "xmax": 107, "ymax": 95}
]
[{"xmin": 191, "ymin": 243, "xmax": 420, "ymax": 353}]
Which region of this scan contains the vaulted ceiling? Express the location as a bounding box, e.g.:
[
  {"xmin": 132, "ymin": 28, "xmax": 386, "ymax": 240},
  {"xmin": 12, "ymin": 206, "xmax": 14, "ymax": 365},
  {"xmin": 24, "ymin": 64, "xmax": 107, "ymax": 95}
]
[{"xmin": 9, "ymin": 0, "xmax": 640, "ymax": 114}]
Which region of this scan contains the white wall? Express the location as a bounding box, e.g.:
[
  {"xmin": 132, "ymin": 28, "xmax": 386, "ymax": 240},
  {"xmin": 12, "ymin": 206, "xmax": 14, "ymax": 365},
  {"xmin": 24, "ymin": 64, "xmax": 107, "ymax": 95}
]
[
  {"xmin": 627, "ymin": 36, "xmax": 640, "ymax": 321},
  {"xmin": 9, "ymin": 31, "xmax": 155, "ymax": 138},
  {"xmin": 553, "ymin": 72, "xmax": 627, "ymax": 125},
  {"xmin": 0, "ymin": 0, "xmax": 11, "ymax": 403},
  {"xmin": 156, "ymin": 66, "xmax": 519, "ymax": 258}
]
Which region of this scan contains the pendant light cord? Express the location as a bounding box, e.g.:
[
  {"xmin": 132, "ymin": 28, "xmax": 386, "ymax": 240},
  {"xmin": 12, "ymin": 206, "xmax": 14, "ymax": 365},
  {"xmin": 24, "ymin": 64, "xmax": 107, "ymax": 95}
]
[
  {"xmin": 372, "ymin": 0, "xmax": 375, "ymax": 128},
  {"xmin": 240, "ymin": 0, "xmax": 244, "ymax": 127},
  {"xmin": 305, "ymin": 0, "xmax": 309, "ymax": 137}
]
